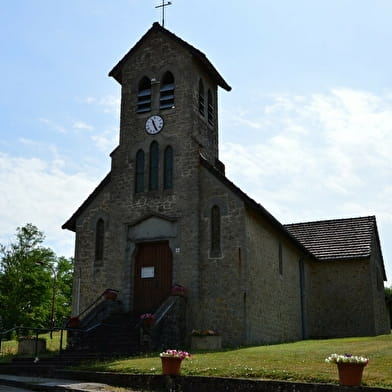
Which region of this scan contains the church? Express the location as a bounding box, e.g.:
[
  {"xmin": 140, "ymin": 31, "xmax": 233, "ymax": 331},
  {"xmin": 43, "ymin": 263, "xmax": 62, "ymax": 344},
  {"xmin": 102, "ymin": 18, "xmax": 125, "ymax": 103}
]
[{"xmin": 62, "ymin": 22, "xmax": 390, "ymax": 351}]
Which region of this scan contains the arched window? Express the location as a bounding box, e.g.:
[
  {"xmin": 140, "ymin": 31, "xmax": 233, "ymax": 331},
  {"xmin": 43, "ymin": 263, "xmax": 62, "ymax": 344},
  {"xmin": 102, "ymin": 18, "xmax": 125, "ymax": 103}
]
[
  {"xmin": 207, "ymin": 89, "xmax": 214, "ymax": 126},
  {"xmin": 149, "ymin": 141, "xmax": 159, "ymax": 191},
  {"xmin": 279, "ymin": 242, "xmax": 283, "ymax": 275},
  {"xmin": 160, "ymin": 71, "xmax": 175, "ymax": 110},
  {"xmin": 164, "ymin": 146, "xmax": 173, "ymax": 189},
  {"xmin": 95, "ymin": 219, "xmax": 105, "ymax": 263},
  {"xmin": 135, "ymin": 149, "xmax": 145, "ymax": 193},
  {"xmin": 137, "ymin": 76, "xmax": 151, "ymax": 113},
  {"xmin": 198, "ymin": 79, "xmax": 205, "ymax": 115},
  {"xmin": 210, "ymin": 205, "xmax": 221, "ymax": 257}
]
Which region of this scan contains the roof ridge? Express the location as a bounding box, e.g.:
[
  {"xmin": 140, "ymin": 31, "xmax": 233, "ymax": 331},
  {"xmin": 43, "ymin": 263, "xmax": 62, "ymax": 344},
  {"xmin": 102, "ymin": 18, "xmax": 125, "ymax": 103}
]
[
  {"xmin": 284, "ymin": 215, "xmax": 375, "ymax": 227},
  {"xmin": 109, "ymin": 22, "xmax": 231, "ymax": 91}
]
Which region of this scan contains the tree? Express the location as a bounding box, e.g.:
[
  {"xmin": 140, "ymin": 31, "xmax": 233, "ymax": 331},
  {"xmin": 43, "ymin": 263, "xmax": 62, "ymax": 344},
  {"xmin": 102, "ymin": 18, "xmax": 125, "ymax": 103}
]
[
  {"xmin": 385, "ymin": 286, "xmax": 392, "ymax": 328},
  {"xmin": 0, "ymin": 224, "xmax": 73, "ymax": 333}
]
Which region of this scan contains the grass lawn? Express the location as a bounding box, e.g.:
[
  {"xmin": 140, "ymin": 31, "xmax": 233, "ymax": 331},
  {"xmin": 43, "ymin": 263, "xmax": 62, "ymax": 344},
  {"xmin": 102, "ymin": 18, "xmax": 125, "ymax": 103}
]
[
  {"xmin": 0, "ymin": 331, "xmax": 66, "ymax": 361},
  {"xmin": 76, "ymin": 334, "xmax": 392, "ymax": 389}
]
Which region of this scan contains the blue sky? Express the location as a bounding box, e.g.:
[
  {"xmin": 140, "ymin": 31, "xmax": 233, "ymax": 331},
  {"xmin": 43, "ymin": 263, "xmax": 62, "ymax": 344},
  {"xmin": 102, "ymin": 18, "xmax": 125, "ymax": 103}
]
[{"xmin": 1, "ymin": 1, "xmax": 391, "ymax": 284}]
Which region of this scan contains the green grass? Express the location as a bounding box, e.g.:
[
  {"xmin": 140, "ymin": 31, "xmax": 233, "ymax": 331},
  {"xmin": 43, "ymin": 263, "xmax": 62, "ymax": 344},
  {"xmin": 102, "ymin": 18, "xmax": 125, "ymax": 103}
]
[
  {"xmin": 0, "ymin": 331, "xmax": 67, "ymax": 361},
  {"xmin": 77, "ymin": 334, "xmax": 392, "ymax": 388}
]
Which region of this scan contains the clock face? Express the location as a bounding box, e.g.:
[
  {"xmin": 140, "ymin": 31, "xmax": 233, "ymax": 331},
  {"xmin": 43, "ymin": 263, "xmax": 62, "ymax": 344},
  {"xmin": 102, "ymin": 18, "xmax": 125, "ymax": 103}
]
[{"xmin": 145, "ymin": 115, "xmax": 164, "ymax": 135}]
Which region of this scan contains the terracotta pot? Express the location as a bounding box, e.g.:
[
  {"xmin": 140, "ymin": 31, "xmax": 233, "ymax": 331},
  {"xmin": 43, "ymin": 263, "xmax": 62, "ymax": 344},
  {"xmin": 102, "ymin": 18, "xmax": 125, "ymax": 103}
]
[
  {"xmin": 171, "ymin": 285, "xmax": 186, "ymax": 296},
  {"xmin": 337, "ymin": 363, "xmax": 366, "ymax": 386},
  {"xmin": 68, "ymin": 317, "xmax": 80, "ymax": 328},
  {"xmin": 103, "ymin": 290, "xmax": 118, "ymax": 300},
  {"xmin": 161, "ymin": 357, "xmax": 182, "ymax": 375},
  {"xmin": 143, "ymin": 318, "xmax": 155, "ymax": 327}
]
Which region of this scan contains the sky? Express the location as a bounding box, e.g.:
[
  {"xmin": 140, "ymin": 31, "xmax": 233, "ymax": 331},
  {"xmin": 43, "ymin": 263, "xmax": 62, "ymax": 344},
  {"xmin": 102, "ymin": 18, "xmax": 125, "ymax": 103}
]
[{"xmin": 1, "ymin": 1, "xmax": 391, "ymax": 284}]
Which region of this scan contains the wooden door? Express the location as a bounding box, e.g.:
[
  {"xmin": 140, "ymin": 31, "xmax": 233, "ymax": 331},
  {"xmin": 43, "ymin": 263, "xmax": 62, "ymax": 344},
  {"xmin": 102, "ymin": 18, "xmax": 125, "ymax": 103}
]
[{"xmin": 134, "ymin": 241, "xmax": 173, "ymax": 314}]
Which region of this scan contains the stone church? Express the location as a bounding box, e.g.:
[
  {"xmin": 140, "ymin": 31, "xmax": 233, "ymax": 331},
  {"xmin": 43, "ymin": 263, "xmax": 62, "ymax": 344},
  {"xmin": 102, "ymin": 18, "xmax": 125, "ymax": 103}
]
[{"xmin": 63, "ymin": 22, "xmax": 390, "ymax": 350}]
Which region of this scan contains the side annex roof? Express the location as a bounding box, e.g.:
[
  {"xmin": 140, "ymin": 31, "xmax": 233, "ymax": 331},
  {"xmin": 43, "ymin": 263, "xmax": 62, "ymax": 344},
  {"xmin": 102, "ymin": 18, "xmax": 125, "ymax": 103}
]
[{"xmin": 284, "ymin": 216, "xmax": 386, "ymax": 279}]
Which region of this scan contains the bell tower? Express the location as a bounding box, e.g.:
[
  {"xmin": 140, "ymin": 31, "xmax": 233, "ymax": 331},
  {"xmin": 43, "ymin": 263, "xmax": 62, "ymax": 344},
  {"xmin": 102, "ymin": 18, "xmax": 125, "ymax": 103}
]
[{"xmin": 108, "ymin": 22, "xmax": 231, "ymax": 180}]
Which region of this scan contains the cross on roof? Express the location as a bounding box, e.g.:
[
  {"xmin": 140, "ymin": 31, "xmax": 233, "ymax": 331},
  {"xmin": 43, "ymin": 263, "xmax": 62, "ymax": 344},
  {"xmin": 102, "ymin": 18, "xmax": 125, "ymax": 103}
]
[{"xmin": 155, "ymin": 0, "xmax": 172, "ymax": 28}]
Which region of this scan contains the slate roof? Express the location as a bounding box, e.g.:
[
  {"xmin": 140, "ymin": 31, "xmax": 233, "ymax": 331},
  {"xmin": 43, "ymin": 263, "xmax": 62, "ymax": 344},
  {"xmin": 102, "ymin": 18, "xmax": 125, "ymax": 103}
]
[
  {"xmin": 109, "ymin": 22, "xmax": 231, "ymax": 91},
  {"xmin": 284, "ymin": 216, "xmax": 378, "ymax": 261}
]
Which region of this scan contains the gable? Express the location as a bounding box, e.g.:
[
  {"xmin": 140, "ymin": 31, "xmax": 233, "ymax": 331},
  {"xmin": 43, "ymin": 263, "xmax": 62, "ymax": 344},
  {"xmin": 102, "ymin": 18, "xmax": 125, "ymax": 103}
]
[
  {"xmin": 62, "ymin": 172, "xmax": 111, "ymax": 232},
  {"xmin": 200, "ymin": 155, "xmax": 315, "ymax": 260},
  {"xmin": 108, "ymin": 22, "xmax": 231, "ymax": 91}
]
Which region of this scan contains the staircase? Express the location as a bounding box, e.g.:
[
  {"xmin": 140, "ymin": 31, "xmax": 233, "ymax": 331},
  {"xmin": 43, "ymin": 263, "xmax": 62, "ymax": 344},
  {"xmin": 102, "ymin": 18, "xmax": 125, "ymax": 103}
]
[
  {"xmin": 67, "ymin": 311, "xmax": 141, "ymax": 357},
  {"xmin": 0, "ymin": 294, "xmax": 187, "ymax": 375}
]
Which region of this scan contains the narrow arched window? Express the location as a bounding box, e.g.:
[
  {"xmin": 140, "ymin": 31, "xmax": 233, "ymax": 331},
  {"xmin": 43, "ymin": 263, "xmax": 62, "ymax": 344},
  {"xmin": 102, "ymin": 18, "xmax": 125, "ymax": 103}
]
[
  {"xmin": 210, "ymin": 205, "xmax": 221, "ymax": 257},
  {"xmin": 279, "ymin": 242, "xmax": 283, "ymax": 275},
  {"xmin": 137, "ymin": 76, "xmax": 151, "ymax": 113},
  {"xmin": 207, "ymin": 89, "xmax": 214, "ymax": 126},
  {"xmin": 160, "ymin": 71, "xmax": 175, "ymax": 110},
  {"xmin": 149, "ymin": 141, "xmax": 159, "ymax": 191},
  {"xmin": 164, "ymin": 146, "xmax": 173, "ymax": 189},
  {"xmin": 95, "ymin": 219, "xmax": 104, "ymax": 263},
  {"xmin": 198, "ymin": 79, "xmax": 205, "ymax": 115},
  {"xmin": 135, "ymin": 149, "xmax": 145, "ymax": 193}
]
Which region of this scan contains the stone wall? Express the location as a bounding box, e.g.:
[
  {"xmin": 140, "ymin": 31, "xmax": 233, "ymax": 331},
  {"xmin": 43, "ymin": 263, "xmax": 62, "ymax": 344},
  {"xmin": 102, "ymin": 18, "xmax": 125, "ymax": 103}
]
[
  {"xmin": 369, "ymin": 237, "xmax": 390, "ymax": 335},
  {"xmin": 72, "ymin": 182, "xmax": 112, "ymax": 315},
  {"xmin": 70, "ymin": 29, "xmax": 218, "ymax": 325},
  {"xmin": 52, "ymin": 371, "xmax": 391, "ymax": 392},
  {"xmin": 198, "ymin": 166, "xmax": 247, "ymax": 346},
  {"xmin": 245, "ymin": 210, "xmax": 304, "ymax": 345},
  {"xmin": 307, "ymin": 259, "xmax": 374, "ymax": 338}
]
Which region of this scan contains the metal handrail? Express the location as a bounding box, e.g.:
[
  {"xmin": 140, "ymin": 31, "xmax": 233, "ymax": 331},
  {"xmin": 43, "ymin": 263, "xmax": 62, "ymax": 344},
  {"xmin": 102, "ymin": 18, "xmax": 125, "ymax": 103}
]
[
  {"xmin": 0, "ymin": 292, "xmax": 180, "ymax": 360},
  {"xmin": 0, "ymin": 325, "xmax": 61, "ymax": 360},
  {"xmin": 68, "ymin": 288, "xmax": 120, "ymax": 325},
  {"xmin": 0, "ymin": 319, "xmax": 127, "ymax": 361}
]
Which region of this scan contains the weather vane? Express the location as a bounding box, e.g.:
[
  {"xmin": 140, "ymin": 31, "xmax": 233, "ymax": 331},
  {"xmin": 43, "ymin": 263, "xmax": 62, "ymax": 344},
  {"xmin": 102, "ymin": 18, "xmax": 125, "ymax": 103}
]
[{"xmin": 155, "ymin": 0, "xmax": 172, "ymax": 28}]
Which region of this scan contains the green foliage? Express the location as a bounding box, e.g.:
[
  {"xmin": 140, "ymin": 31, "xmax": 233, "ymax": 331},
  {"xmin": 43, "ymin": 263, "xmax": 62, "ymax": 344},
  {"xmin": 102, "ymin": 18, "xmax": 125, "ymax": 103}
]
[
  {"xmin": 385, "ymin": 286, "xmax": 392, "ymax": 303},
  {"xmin": 385, "ymin": 286, "xmax": 392, "ymax": 327},
  {"xmin": 0, "ymin": 224, "xmax": 73, "ymax": 334}
]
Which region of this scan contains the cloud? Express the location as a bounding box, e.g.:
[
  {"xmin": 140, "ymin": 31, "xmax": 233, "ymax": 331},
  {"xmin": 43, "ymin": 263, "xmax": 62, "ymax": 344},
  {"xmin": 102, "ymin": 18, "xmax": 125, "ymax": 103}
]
[
  {"xmin": 83, "ymin": 95, "xmax": 121, "ymax": 116},
  {"xmin": 221, "ymin": 88, "xmax": 392, "ymax": 282},
  {"xmin": 39, "ymin": 118, "xmax": 67, "ymax": 133},
  {"xmin": 221, "ymin": 87, "xmax": 392, "ymax": 222},
  {"xmin": 73, "ymin": 121, "xmax": 93, "ymax": 131},
  {"xmin": 91, "ymin": 129, "xmax": 118, "ymax": 153},
  {"xmin": 0, "ymin": 152, "xmax": 98, "ymax": 257}
]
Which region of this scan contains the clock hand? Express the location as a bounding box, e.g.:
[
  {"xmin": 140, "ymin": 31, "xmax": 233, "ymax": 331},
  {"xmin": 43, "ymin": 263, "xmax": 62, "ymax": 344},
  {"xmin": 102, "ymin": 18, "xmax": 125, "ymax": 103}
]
[{"xmin": 152, "ymin": 120, "xmax": 158, "ymax": 131}]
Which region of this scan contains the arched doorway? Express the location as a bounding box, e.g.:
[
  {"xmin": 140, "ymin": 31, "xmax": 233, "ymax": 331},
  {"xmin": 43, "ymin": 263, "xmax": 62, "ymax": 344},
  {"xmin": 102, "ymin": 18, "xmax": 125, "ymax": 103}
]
[{"xmin": 134, "ymin": 241, "xmax": 173, "ymax": 314}]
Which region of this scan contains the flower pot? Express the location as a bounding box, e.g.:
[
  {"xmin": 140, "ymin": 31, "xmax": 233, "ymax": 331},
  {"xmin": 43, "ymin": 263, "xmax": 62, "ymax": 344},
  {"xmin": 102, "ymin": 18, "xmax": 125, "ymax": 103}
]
[
  {"xmin": 68, "ymin": 317, "xmax": 80, "ymax": 328},
  {"xmin": 337, "ymin": 363, "xmax": 366, "ymax": 386},
  {"xmin": 171, "ymin": 284, "xmax": 186, "ymax": 296},
  {"xmin": 103, "ymin": 289, "xmax": 118, "ymax": 300},
  {"xmin": 191, "ymin": 335, "xmax": 222, "ymax": 350},
  {"xmin": 161, "ymin": 357, "xmax": 183, "ymax": 375},
  {"xmin": 143, "ymin": 318, "xmax": 155, "ymax": 327}
]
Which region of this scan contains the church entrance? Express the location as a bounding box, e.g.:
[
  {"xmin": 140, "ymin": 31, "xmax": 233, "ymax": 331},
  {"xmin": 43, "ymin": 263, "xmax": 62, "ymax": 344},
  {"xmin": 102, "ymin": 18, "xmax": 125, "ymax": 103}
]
[{"xmin": 134, "ymin": 241, "xmax": 173, "ymax": 314}]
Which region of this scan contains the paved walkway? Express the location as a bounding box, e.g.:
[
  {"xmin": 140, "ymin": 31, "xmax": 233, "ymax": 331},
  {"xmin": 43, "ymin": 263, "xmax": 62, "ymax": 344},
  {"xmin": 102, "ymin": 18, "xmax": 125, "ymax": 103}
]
[{"xmin": 0, "ymin": 374, "xmax": 144, "ymax": 392}]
